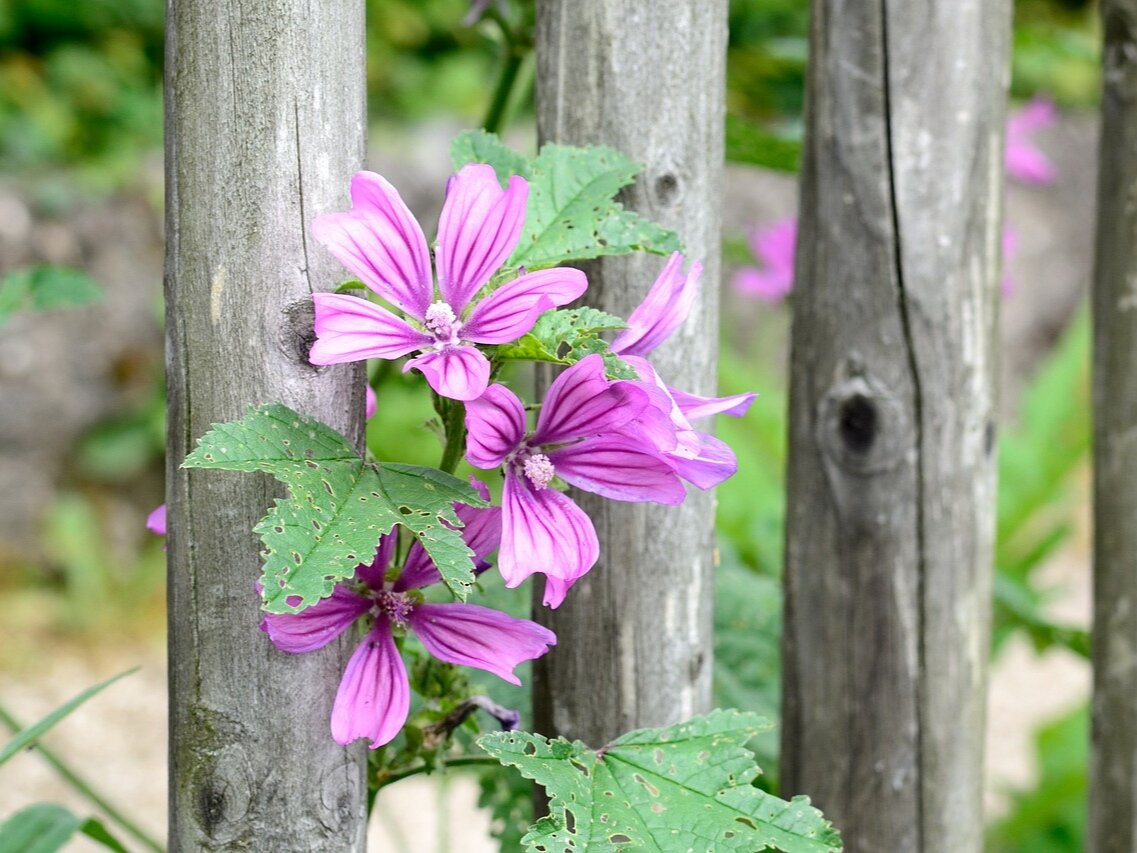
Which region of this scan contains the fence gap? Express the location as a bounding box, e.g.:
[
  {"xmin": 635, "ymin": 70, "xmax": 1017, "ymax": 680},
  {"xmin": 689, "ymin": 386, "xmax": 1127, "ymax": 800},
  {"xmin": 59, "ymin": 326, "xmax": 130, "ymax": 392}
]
[
  {"xmin": 531, "ymin": 0, "xmax": 728, "ymax": 745},
  {"xmin": 780, "ymin": 0, "xmax": 1009, "ymax": 849},
  {"xmin": 164, "ymin": 0, "xmax": 368, "ymax": 846}
]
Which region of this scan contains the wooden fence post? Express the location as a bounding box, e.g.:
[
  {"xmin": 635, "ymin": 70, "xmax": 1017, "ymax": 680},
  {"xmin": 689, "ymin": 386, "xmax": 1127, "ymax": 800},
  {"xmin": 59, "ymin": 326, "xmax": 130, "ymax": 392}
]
[
  {"xmin": 780, "ymin": 1, "xmax": 1008, "ymax": 850},
  {"xmin": 531, "ymin": 0, "xmax": 727, "ymax": 745},
  {"xmin": 1089, "ymin": 2, "xmax": 1137, "ymax": 850},
  {"xmin": 164, "ymin": 0, "xmax": 368, "ymax": 847}
]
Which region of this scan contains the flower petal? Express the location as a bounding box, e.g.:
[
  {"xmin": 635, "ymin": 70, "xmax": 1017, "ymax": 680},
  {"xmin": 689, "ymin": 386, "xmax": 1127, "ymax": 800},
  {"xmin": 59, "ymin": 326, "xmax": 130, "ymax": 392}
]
[
  {"xmin": 146, "ymin": 504, "xmax": 167, "ymax": 536},
  {"xmin": 259, "ymin": 586, "xmax": 370, "ymax": 654},
  {"xmin": 309, "ymin": 293, "xmax": 433, "ymax": 365},
  {"xmin": 465, "ymin": 383, "xmax": 527, "ymax": 468},
  {"xmin": 611, "ymin": 253, "xmax": 700, "ymax": 357},
  {"xmin": 532, "ymin": 355, "xmax": 649, "ymax": 446},
  {"xmin": 354, "ymin": 532, "xmax": 397, "ymax": 590},
  {"xmin": 667, "ymin": 432, "xmax": 738, "ymax": 490},
  {"xmin": 549, "ymin": 436, "xmax": 685, "ymax": 505},
  {"xmin": 311, "ymin": 171, "xmax": 433, "ymax": 319},
  {"xmin": 498, "ymin": 471, "xmax": 598, "ymax": 602},
  {"xmin": 365, "ymin": 386, "xmax": 378, "ymax": 420},
  {"xmin": 331, "ymin": 621, "xmax": 410, "ymax": 749},
  {"xmin": 462, "ymin": 268, "xmax": 588, "ymax": 344},
  {"xmin": 669, "ymin": 386, "xmax": 757, "ymax": 421},
  {"xmin": 404, "ymin": 346, "xmax": 491, "ymax": 401},
  {"xmin": 436, "ymin": 164, "xmax": 529, "ymax": 313},
  {"xmin": 409, "ymin": 602, "xmax": 555, "ymax": 684}
]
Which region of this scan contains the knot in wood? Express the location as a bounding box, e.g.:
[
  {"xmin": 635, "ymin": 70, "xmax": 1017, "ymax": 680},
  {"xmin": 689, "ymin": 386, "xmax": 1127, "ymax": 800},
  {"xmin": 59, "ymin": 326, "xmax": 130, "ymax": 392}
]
[
  {"xmin": 817, "ymin": 373, "xmax": 909, "ymax": 475},
  {"xmin": 653, "ymin": 171, "xmax": 681, "ymax": 207},
  {"xmin": 192, "ymin": 744, "xmax": 253, "ymax": 844},
  {"xmin": 279, "ymin": 298, "xmax": 320, "ymax": 370},
  {"xmin": 317, "ymin": 756, "xmax": 366, "ymax": 833}
]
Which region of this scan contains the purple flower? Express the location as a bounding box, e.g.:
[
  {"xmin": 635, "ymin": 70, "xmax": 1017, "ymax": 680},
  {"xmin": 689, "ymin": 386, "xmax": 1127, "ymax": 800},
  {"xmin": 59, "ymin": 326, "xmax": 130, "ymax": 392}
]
[
  {"xmin": 365, "ymin": 385, "xmax": 377, "ymax": 420},
  {"xmin": 309, "ymin": 165, "xmax": 587, "ymax": 401},
  {"xmin": 464, "ymin": 354, "xmax": 685, "ymax": 607},
  {"xmin": 261, "ymin": 487, "xmax": 555, "ymax": 749},
  {"xmin": 1006, "ymin": 96, "xmax": 1057, "ymax": 186},
  {"xmin": 732, "ymin": 218, "xmax": 796, "ymax": 302},
  {"xmin": 146, "ymin": 504, "xmax": 166, "ymax": 536},
  {"xmin": 611, "ymin": 253, "xmax": 755, "ymax": 489}
]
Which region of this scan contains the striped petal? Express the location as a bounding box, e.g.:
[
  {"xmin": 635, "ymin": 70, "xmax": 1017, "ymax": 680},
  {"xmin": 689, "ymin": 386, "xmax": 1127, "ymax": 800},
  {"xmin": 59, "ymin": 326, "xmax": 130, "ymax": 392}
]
[
  {"xmin": 331, "ymin": 621, "xmax": 410, "ymax": 749},
  {"xmin": 409, "ymin": 602, "xmax": 555, "ymax": 684},
  {"xmin": 462, "ymin": 268, "xmax": 588, "ymax": 344},
  {"xmin": 548, "ymin": 436, "xmax": 685, "ymax": 505},
  {"xmin": 311, "ymin": 171, "xmax": 433, "ymax": 319},
  {"xmin": 610, "ymin": 253, "xmax": 699, "ymax": 357},
  {"xmin": 532, "ymin": 355, "xmax": 648, "ymax": 446},
  {"xmin": 259, "ymin": 586, "xmax": 369, "ymax": 654},
  {"xmin": 436, "ymin": 164, "xmax": 528, "ymax": 313},
  {"xmin": 309, "ymin": 293, "xmax": 432, "ymax": 365},
  {"xmin": 403, "ymin": 345, "xmax": 491, "ymax": 401},
  {"xmin": 465, "ymin": 383, "xmax": 527, "ymax": 469}
]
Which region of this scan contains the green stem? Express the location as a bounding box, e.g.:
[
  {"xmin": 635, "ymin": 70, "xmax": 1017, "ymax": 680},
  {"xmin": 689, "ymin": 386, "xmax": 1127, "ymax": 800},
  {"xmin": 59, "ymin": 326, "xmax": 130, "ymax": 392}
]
[
  {"xmin": 376, "ymin": 755, "xmax": 501, "ymax": 790},
  {"xmin": 0, "ymin": 703, "xmax": 164, "ymax": 852},
  {"xmin": 438, "ymin": 399, "xmax": 467, "ymax": 475},
  {"xmin": 482, "ymin": 49, "xmax": 525, "ymax": 135}
]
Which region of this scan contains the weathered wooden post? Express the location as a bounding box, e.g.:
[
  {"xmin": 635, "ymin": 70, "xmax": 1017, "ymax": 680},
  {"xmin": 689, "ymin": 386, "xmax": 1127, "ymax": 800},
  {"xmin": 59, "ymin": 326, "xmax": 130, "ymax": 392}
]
[
  {"xmin": 780, "ymin": 1, "xmax": 1008, "ymax": 850},
  {"xmin": 531, "ymin": 0, "xmax": 727, "ymax": 744},
  {"xmin": 1089, "ymin": 2, "xmax": 1137, "ymax": 850},
  {"xmin": 164, "ymin": 0, "xmax": 368, "ymax": 847}
]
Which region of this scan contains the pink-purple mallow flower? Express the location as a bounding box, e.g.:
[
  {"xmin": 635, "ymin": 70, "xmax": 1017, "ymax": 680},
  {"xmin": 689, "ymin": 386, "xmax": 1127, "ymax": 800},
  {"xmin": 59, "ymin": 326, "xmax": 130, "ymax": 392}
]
[
  {"xmin": 612, "ymin": 253, "xmax": 755, "ymax": 489},
  {"xmin": 261, "ymin": 484, "xmax": 555, "ymax": 749},
  {"xmin": 465, "ymin": 354, "xmax": 686, "ymax": 608},
  {"xmin": 308, "ymin": 164, "xmax": 587, "ymax": 402},
  {"xmin": 1006, "ymin": 96, "xmax": 1057, "ymax": 186},
  {"xmin": 146, "ymin": 504, "xmax": 166, "ymax": 536},
  {"xmin": 732, "ymin": 217, "xmax": 796, "ymax": 303}
]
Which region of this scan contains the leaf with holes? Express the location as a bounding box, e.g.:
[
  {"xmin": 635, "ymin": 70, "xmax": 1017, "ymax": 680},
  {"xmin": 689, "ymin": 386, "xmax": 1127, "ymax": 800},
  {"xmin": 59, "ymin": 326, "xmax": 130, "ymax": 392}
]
[
  {"xmin": 494, "ymin": 307, "xmax": 637, "ymax": 380},
  {"xmin": 182, "ymin": 403, "xmax": 482, "ymax": 613},
  {"xmin": 451, "ymin": 129, "xmax": 532, "ymax": 186},
  {"xmin": 478, "ymin": 710, "xmax": 842, "ymax": 853},
  {"xmin": 509, "ymin": 144, "xmax": 682, "ymax": 270}
]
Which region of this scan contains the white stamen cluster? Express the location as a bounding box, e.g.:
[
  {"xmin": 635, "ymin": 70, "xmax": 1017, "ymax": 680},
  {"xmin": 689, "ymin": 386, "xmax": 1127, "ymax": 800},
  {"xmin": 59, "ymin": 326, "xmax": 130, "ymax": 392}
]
[
  {"xmin": 522, "ymin": 453, "xmax": 556, "ymax": 491},
  {"xmin": 424, "ymin": 301, "xmax": 460, "ymax": 342}
]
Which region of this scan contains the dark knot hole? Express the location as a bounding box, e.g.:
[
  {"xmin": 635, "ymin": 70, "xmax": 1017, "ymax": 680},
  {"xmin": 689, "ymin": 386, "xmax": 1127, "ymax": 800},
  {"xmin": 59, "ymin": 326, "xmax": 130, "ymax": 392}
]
[{"xmin": 839, "ymin": 394, "xmax": 878, "ymax": 454}]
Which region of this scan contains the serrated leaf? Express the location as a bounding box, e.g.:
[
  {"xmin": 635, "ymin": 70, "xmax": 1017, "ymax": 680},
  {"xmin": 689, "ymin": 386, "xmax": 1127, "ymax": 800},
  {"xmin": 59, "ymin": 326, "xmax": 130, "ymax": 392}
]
[
  {"xmin": 509, "ymin": 145, "xmax": 681, "ymax": 270},
  {"xmin": 451, "ymin": 129, "xmax": 532, "ymax": 185},
  {"xmin": 0, "ymin": 265, "xmax": 102, "ymax": 329},
  {"xmin": 479, "ymin": 710, "xmax": 842, "ymax": 852},
  {"xmin": 183, "ymin": 404, "xmax": 481, "ymax": 612},
  {"xmin": 494, "ymin": 307, "xmax": 637, "ymax": 379}
]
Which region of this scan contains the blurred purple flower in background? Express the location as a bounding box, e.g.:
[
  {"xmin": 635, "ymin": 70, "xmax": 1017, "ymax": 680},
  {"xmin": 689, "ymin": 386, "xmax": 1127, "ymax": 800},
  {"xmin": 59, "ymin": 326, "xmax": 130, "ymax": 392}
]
[
  {"xmin": 1005, "ymin": 96, "xmax": 1057, "ymax": 186},
  {"xmin": 732, "ymin": 217, "xmax": 796, "ymax": 303}
]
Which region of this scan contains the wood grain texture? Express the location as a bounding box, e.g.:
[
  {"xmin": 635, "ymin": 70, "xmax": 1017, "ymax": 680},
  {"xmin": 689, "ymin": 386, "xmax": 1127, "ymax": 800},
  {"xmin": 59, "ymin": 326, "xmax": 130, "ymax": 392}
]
[
  {"xmin": 531, "ymin": 0, "xmax": 727, "ymax": 746},
  {"xmin": 1089, "ymin": 2, "xmax": 1137, "ymax": 850},
  {"xmin": 780, "ymin": 1, "xmax": 1008, "ymax": 850},
  {"xmin": 164, "ymin": 0, "xmax": 368, "ymax": 848}
]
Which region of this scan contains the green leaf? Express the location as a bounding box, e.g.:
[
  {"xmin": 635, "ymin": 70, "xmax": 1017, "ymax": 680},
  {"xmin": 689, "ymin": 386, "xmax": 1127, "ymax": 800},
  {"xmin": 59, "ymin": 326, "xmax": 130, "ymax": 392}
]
[
  {"xmin": 494, "ymin": 307, "xmax": 637, "ymax": 379},
  {"xmin": 479, "ymin": 710, "xmax": 842, "ymax": 852},
  {"xmin": 0, "ymin": 805, "xmax": 129, "ymax": 853},
  {"xmin": 0, "ymin": 265, "xmax": 102, "ymax": 329},
  {"xmin": 451, "ymin": 129, "xmax": 532, "ymax": 185},
  {"xmin": 509, "ymin": 144, "xmax": 681, "ymax": 270},
  {"xmin": 183, "ymin": 404, "xmax": 482, "ymax": 611},
  {"xmin": 725, "ymin": 114, "xmax": 803, "ymax": 173},
  {"xmin": 0, "ymin": 670, "xmax": 135, "ymax": 768}
]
